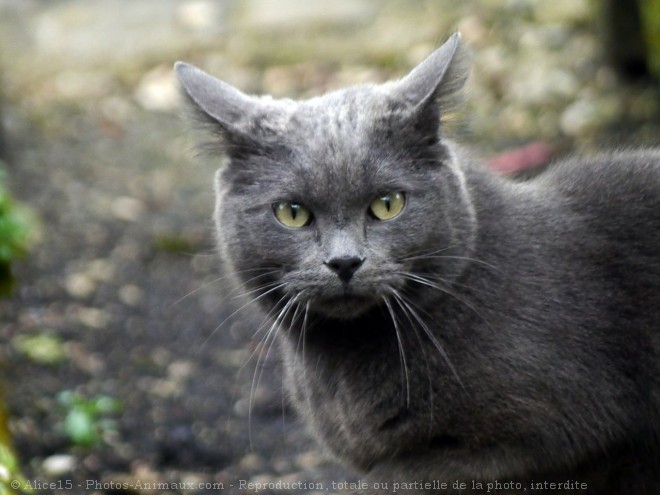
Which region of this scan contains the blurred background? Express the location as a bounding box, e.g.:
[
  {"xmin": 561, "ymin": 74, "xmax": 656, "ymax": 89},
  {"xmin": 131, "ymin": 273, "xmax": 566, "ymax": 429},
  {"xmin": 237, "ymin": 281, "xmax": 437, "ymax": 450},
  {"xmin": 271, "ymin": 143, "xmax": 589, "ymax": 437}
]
[{"xmin": 0, "ymin": 0, "xmax": 658, "ymax": 494}]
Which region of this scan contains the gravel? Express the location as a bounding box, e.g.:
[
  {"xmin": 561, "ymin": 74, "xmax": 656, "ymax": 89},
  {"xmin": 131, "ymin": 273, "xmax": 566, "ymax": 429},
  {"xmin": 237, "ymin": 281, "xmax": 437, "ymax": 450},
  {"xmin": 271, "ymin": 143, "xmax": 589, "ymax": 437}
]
[{"xmin": 0, "ymin": 0, "xmax": 657, "ymax": 494}]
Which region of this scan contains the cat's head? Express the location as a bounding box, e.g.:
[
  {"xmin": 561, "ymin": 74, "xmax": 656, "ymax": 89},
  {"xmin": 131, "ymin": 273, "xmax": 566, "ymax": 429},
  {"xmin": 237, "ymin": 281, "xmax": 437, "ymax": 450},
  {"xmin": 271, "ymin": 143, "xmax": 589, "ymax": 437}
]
[{"xmin": 176, "ymin": 34, "xmax": 476, "ymax": 320}]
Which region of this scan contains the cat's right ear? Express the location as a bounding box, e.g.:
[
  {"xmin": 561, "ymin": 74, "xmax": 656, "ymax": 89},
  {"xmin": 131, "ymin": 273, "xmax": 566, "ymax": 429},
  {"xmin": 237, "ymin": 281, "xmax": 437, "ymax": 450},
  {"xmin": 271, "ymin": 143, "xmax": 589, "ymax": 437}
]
[
  {"xmin": 174, "ymin": 62, "xmax": 272, "ymax": 157},
  {"xmin": 175, "ymin": 62, "xmax": 252, "ymax": 128}
]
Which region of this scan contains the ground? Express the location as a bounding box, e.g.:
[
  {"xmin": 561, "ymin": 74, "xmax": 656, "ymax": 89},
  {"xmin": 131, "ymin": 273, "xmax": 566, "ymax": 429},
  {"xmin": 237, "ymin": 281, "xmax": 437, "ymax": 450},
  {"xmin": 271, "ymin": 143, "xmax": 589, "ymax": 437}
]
[{"xmin": 0, "ymin": 1, "xmax": 657, "ymax": 494}]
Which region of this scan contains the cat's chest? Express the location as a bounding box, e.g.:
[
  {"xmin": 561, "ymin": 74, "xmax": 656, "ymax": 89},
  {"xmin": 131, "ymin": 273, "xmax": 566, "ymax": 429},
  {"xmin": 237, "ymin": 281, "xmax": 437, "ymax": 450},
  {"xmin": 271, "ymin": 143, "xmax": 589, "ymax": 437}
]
[{"xmin": 281, "ymin": 329, "xmax": 440, "ymax": 464}]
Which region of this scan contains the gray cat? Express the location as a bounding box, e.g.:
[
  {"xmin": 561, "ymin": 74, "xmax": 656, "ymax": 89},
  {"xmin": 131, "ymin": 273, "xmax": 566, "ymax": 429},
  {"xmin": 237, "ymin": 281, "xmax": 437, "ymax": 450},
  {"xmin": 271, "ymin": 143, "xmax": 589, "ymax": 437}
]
[{"xmin": 175, "ymin": 34, "xmax": 660, "ymax": 494}]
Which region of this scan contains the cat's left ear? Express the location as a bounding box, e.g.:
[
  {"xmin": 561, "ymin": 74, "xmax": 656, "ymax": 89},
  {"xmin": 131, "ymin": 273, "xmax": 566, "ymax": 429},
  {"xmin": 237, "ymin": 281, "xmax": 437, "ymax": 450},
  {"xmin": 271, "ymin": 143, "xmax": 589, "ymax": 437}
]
[{"xmin": 391, "ymin": 32, "xmax": 470, "ymax": 112}]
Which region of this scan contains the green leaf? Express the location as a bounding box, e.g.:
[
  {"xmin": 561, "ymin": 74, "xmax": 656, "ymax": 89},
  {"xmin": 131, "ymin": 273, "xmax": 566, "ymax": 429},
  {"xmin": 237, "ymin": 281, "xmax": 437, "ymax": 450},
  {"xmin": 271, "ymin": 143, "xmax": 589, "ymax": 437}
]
[
  {"xmin": 92, "ymin": 396, "xmax": 121, "ymax": 414},
  {"xmin": 64, "ymin": 409, "xmax": 99, "ymax": 447},
  {"xmin": 56, "ymin": 391, "xmax": 121, "ymax": 447}
]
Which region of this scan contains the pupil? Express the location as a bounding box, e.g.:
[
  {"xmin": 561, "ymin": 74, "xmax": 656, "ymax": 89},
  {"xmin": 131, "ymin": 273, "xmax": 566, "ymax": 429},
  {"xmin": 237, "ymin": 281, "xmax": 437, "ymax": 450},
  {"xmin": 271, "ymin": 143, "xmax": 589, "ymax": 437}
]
[
  {"xmin": 290, "ymin": 204, "xmax": 299, "ymax": 219},
  {"xmin": 383, "ymin": 196, "xmax": 391, "ymax": 211}
]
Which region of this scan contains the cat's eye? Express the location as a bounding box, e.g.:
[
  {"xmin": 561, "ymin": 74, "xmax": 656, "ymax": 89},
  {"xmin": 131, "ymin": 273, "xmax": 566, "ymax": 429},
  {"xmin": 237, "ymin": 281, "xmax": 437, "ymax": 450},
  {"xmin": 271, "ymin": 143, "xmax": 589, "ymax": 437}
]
[
  {"xmin": 273, "ymin": 202, "xmax": 313, "ymax": 228},
  {"xmin": 369, "ymin": 192, "xmax": 405, "ymax": 221}
]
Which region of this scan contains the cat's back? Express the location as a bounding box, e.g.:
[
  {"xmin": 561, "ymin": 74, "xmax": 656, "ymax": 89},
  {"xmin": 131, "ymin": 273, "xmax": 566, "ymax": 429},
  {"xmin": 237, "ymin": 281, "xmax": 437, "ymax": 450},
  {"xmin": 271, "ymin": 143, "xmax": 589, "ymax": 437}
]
[
  {"xmin": 533, "ymin": 149, "xmax": 660, "ymax": 253},
  {"xmin": 531, "ymin": 148, "xmax": 660, "ymax": 338},
  {"xmin": 537, "ymin": 148, "xmax": 660, "ymax": 221}
]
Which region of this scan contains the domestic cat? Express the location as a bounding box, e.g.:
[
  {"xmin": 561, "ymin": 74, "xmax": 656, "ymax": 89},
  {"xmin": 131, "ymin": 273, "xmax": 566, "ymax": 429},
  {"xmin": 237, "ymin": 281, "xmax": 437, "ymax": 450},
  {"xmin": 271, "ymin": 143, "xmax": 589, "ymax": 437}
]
[{"xmin": 175, "ymin": 34, "xmax": 660, "ymax": 494}]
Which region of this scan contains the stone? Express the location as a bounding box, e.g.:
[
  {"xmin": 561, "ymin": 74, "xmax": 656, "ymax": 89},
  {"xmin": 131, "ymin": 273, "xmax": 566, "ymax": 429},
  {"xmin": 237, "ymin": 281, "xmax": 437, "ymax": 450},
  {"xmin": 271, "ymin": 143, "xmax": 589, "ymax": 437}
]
[
  {"xmin": 134, "ymin": 65, "xmax": 180, "ymax": 112},
  {"xmin": 236, "ymin": 0, "xmax": 376, "ymax": 31},
  {"xmin": 111, "ymin": 196, "xmax": 145, "ymax": 222},
  {"xmin": 533, "ymin": 0, "xmax": 590, "ymax": 24},
  {"xmin": 560, "ymin": 96, "xmax": 621, "ymax": 136},
  {"xmin": 176, "ymin": 0, "xmax": 224, "ymax": 32},
  {"xmin": 65, "ymin": 272, "xmax": 96, "ymax": 298},
  {"xmin": 118, "ymin": 284, "xmax": 144, "ymax": 306},
  {"xmin": 42, "ymin": 454, "xmax": 76, "ymax": 476},
  {"xmin": 76, "ymin": 307, "xmax": 111, "ymax": 329}
]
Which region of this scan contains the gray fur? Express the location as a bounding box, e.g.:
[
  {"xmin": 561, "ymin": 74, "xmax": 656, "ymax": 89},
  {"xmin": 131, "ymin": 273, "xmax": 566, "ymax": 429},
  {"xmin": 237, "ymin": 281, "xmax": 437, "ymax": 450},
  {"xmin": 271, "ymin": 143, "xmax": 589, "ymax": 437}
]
[{"xmin": 176, "ymin": 34, "xmax": 660, "ymax": 494}]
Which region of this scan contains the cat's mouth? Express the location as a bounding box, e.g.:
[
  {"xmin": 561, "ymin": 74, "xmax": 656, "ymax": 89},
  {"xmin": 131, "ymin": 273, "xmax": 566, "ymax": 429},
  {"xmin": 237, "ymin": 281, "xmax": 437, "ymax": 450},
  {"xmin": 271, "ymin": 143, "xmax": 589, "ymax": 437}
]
[{"xmin": 312, "ymin": 294, "xmax": 376, "ymax": 319}]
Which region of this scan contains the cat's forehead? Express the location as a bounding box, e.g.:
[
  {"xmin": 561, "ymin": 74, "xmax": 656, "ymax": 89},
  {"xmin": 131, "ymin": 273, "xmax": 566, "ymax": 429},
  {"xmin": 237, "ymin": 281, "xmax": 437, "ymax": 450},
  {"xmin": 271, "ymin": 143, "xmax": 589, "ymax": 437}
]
[
  {"xmin": 224, "ymin": 85, "xmax": 412, "ymax": 205},
  {"xmin": 279, "ymin": 87, "xmax": 395, "ymax": 187},
  {"xmin": 278, "ymin": 85, "xmax": 398, "ymax": 170},
  {"xmin": 291, "ymin": 85, "xmax": 394, "ymax": 135},
  {"xmin": 257, "ymin": 90, "xmax": 420, "ymax": 208}
]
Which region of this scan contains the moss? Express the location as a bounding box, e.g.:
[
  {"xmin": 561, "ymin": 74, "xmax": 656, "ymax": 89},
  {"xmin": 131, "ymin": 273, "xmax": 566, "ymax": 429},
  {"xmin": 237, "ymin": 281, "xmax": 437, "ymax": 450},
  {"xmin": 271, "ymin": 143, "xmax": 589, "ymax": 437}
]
[
  {"xmin": 640, "ymin": 0, "xmax": 660, "ymax": 79},
  {"xmin": 153, "ymin": 232, "xmax": 199, "ymax": 255},
  {"xmin": 11, "ymin": 332, "xmax": 67, "ymax": 366}
]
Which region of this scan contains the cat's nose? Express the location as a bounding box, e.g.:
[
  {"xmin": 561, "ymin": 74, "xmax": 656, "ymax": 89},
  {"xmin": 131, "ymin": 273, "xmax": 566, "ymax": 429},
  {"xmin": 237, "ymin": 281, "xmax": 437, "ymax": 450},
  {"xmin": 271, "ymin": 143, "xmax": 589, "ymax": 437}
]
[{"xmin": 324, "ymin": 256, "xmax": 365, "ymax": 283}]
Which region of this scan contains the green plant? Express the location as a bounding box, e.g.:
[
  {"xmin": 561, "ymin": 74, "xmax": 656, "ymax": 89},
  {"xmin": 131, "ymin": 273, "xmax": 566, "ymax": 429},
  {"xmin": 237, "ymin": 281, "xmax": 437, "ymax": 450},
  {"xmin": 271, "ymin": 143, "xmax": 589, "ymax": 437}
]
[
  {"xmin": 11, "ymin": 332, "xmax": 67, "ymax": 366},
  {"xmin": 0, "ymin": 163, "xmax": 33, "ymax": 296},
  {"xmin": 0, "ymin": 392, "xmax": 31, "ymax": 495},
  {"xmin": 0, "ymin": 164, "xmax": 34, "ymax": 492},
  {"xmin": 640, "ymin": 0, "xmax": 660, "ymax": 79},
  {"xmin": 56, "ymin": 391, "xmax": 121, "ymax": 447},
  {"xmin": 0, "ymin": 445, "xmax": 31, "ymax": 495}
]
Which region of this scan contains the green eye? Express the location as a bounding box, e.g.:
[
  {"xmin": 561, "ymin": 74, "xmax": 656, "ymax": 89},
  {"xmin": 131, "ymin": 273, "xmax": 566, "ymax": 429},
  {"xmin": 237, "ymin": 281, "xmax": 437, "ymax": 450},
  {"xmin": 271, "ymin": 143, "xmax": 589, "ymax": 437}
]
[
  {"xmin": 273, "ymin": 202, "xmax": 312, "ymax": 228},
  {"xmin": 369, "ymin": 192, "xmax": 405, "ymax": 221}
]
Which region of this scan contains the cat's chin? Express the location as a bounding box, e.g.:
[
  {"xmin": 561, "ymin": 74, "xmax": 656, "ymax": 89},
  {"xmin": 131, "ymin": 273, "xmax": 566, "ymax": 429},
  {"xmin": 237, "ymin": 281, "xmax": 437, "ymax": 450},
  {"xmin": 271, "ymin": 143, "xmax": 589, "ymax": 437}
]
[{"xmin": 311, "ymin": 294, "xmax": 377, "ymax": 319}]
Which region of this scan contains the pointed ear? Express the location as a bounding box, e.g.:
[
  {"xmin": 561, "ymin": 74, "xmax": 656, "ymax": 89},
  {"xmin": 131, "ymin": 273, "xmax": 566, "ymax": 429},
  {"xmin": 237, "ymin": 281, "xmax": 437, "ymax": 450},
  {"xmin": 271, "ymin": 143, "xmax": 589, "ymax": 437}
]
[
  {"xmin": 174, "ymin": 62, "xmax": 284, "ymax": 157},
  {"xmin": 391, "ymin": 33, "xmax": 470, "ymax": 112},
  {"xmin": 175, "ymin": 62, "xmax": 254, "ymax": 129}
]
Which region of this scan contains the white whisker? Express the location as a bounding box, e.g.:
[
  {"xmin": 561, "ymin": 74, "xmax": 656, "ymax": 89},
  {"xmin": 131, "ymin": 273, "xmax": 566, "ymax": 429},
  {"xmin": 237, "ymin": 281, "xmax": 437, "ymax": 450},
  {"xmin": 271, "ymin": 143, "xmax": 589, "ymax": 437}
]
[
  {"xmin": 411, "ymin": 254, "xmax": 501, "ymax": 273},
  {"xmin": 198, "ymin": 281, "xmax": 286, "ymax": 350},
  {"xmin": 235, "ymin": 277, "xmax": 285, "ymax": 300},
  {"xmin": 396, "ymin": 271, "xmax": 495, "ymax": 334},
  {"xmin": 171, "ymin": 267, "xmax": 280, "ymax": 308},
  {"xmin": 400, "ymin": 244, "xmax": 461, "ymax": 261},
  {"xmin": 390, "ymin": 289, "xmax": 465, "ymax": 390},
  {"xmin": 387, "ymin": 288, "xmax": 436, "ymax": 429},
  {"xmin": 382, "ymin": 296, "xmax": 411, "ymax": 408},
  {"xmin": 248, "ymin": 293, "xmax": 299, "ymax": 448},
  {"xmin": 401, "ymin": 269, "xmax": 499, "ymax": 298},
  {"xmin": 400, "ymin": 244, "xmax": 501, "ymax": 275}
]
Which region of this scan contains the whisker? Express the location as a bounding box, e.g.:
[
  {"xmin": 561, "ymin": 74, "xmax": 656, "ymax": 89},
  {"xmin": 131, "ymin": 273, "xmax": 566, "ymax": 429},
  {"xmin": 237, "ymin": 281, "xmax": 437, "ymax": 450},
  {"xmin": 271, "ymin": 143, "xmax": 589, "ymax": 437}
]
[
  {"xmin": 399, "ymin": 240, "xmax": 502, "ymax": 278},
  {"xmin": 282, "ymin": 294, "xmax": 308, "ymax": 423},
  {"xmin": 382, "ymin": 296, "xmax": 411, "ymax": 408},
  {"xmin": 198, "ymin": 282, "xmax": 286, "ymax": 351},
  {"xmin": 228, "ymin": 270, "xmax": 284, "ymax": 299},
  {"xmin": 169, "ymin": 274, "xmax": 228, "ymax": 307},
  {"xmin": 293, "ymin": 297, "xmax": 308, "ymax": 363},
  {"xmin": 401, "ymin": 270, "xmax": 499, "ymax": 298},
  {"xmin": 390, "ymin": 289, "xmax": 465, "ymax": 390},
  {"xmin": 409, "ymin": 254, "xmax": 501, "ymax": 273},
  {"xmin": 248, "ymin": 293, "xmax": 298, "ymax": 448},
  {"xmin": 400, "ymin": 244, "xmax": 461, "ymax": 261},
  {"xmin": 221, "ymin": 282, "xmax": 285, "ymax": 441},
  {"xmin": 226, "ymin": 290, "xmax": 287, "ymax": 449},
  {"xmin": 242, "ymin": 291, "xmax": 291, "ymax": 365},
  {"xmin": 170, "ymin": 267, "xmax": 280, "ymax": 308},
  {"xmin": 388, "ymin": 288, "xmax": 435, "ymax": 429},
  {"xmin": 397, "ymin": 271, "xmax": 495, "ymax": 334},
  {"xmin": 299, "ymin": 300, "xmax": 313, "ymax": 416},
  {"xmin": 235, "ymin": 277, "xmax": 285, "ymax": 300},
  {"xmin": 302, "ymin": 301, "xmax": 310, "ymax": 379}
]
